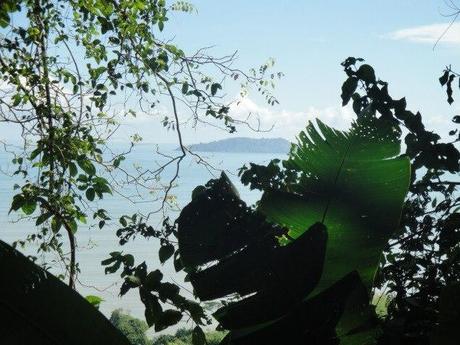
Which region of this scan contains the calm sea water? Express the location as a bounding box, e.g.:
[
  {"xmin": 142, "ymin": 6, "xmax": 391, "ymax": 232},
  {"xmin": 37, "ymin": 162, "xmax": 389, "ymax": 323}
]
[{"xmin": 0, "ymin": 144, "xmax": 284, "ymax": 327}]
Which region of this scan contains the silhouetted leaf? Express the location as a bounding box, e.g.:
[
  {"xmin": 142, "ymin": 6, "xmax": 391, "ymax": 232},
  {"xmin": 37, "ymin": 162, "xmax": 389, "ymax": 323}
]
[
  {"xmin": 211, "ymin": 83, "xmax": 222, "ymax": 96},
  {"xmin": 341, "ymin": 77, "xmax": 358, "ymax": 106},
  {"xmin": 159, "ymin": 244, "xmax": 174, "ymax": 264},
  {"xmin": 140, "ymin": 288, "xmax": 162, "ymax": 327},
  {"xmin": 439, "ymin": 70, "xmax": 449, "ymax": 86},
  {"xmin": 356, "ymin": 64, "xmax": 376, "ymax": 83},
  {"xmin": 145, "ymin": 269, "xmax": 163, "ymax": 291},
  {"xmin": 86, "ymin": 188, "xmax": 95, "ymax": 201},
  {"xmin": 155, "ymin": 310, "xmax": 183, "ymax": 332},
  {"xmin": 192, "ymin": 326, "xmax": 207, "ymax": 345},
  {"xmin": 0, "ymin": 240, "xmax": 131, "ymax": 345}
]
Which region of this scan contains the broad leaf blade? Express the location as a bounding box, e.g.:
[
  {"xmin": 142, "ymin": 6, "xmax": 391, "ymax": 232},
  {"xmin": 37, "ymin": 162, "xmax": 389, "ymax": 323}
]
[
  {"xmin": 178, "ymin": 174, "xmax": 327, "ymax": 330},
  {"xmin": 259, "ymin": 116, "xmax": 410, "ymax": 293},
  {"xmin": 177, "ymin": 173, "xmax": 278, "ymax": 268},
  {"xmin": 0, "ymin": 240, "xmax": 131, "ymax": 345},
  {"xmin": 224, "ymin": 272, "xmax": 367, "ymax": 345}
]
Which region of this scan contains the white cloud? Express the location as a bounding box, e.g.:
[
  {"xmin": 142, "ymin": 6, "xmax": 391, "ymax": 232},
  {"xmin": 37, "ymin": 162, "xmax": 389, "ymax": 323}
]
[
  {"xmin": 229, "ymin": 96, "xmax": 354, "ymax": 140},
  {"xmin": 385, "ymin": 22, "xmax": 460, "ymax": 45}
]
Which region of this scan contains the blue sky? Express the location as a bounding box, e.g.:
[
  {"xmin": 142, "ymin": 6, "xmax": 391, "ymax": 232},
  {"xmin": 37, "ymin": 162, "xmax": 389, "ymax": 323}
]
[
  {"xmin": 148, "ymin": 0, "xmax": 460, "ymax": 143},
  {"xmin": 1, "ymin": 0, "xmax": 459, "ymax": 144}
]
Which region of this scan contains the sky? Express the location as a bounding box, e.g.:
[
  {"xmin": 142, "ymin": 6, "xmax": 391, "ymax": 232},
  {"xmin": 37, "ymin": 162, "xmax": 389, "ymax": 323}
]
[
  {"xmin": 117, "ymin": 0, "xmax": 460, "ymax": 144},
  {"xmin": 1, "ymin": 0, "xmax": 460, "ymax": 145}
]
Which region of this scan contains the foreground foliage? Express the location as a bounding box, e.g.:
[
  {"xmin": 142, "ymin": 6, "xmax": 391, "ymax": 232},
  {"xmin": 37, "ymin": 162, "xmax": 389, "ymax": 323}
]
[
  {"xmin": 0, "ymin": 0, "xmax": 279, "ymax": 336},
  {"xmin": 177, "ymin": 87, "xmax": 411, "ymax": 343},
  {"xmin": 175, "ymin": 57, "xmax": 460, "ymax": 344},
  {"xmin": 0, "ymin": 239, "xmax": 131, "ymax": 345}
]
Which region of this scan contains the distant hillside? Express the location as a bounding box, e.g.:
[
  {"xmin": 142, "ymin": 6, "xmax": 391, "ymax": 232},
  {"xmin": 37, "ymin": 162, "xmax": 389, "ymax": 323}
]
[{"xmin": 183, "ymin": 137, "xmax": 291, "ymax": 153}]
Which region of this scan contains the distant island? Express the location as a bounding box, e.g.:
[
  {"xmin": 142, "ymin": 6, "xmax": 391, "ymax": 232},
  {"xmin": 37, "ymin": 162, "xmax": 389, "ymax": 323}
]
[{"xmin": 181, "ymin": 137, "xmax": 291, "ymax": 153}]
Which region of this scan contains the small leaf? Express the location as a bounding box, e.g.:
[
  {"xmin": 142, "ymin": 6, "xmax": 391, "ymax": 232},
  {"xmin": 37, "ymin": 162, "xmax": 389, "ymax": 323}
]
[
  {"xmin": 22, "ymin": 200, "xmax": 37, "ymax": 215},
  {"xmin": 356, "ymin": 64, "xmax": 376, "ymax": 84},
  {"xmin": 51, "ymin": 217, "xmax": 62, "ymax": 234},
  {"xmin": 452, "ymin": 115, "xmax": 460, "ymax": 123},
  {"xmin": 86, "ymin": 188, "xmax": 95, "ymax": 201},
  {"xmin": 211, "ymin": 83, "xmax": 222, "ymax": 96},
  {"xmin": 10, "ymin": 194, "xmax": 25, "ymax": 214},
  {"xmin": 36, "ymin": 212, "xmax": 52, "ymax": 226},
  {"xmin": 85, "ymin": 295, "xmax": 103, "ymax": 309},
  {"xmin": 181, "ymin": 82, "xmax": 189, "ymax": 94},
  {"xmin": 69, "ymin": 162, "xmax": 78, "ymax": 177},
  {"xmin": 123, "ymin": 254, "xmax": 135, "ymax": 267},
  {"xmin": 154, "ymin": 310, "xmax": 183, "ymax": 332},
  {"xmin": 140, "ymin": 289, "xmax": 162, "ymax": 327},
  {"xmin": 439, "ymin": 70, "xmax": 449, "ymax": 86},
  {"xmin": 77, "ymin": 158, "xmax": 96, "ymax": 176},
  {"xmin": 192, "ymin": 326, "xmax": 207, "ymax": 345},
  {"xmin": 69, "ymin": 219, "xmax": 78, "ymax": 234},
  {"xmin": 341, "ymin": 77, "xmax": 358, "ymax": 106},
  {"xmin": 101, "ymin": 256, "xmax": 117, "ymax": 266},
  {"xmin": 145, "ymin": 270, "xmax": 163, "ymax": 291},
  {"xmin": 159, "ymin": 244, "xmax": 175, "ymax": 264},
  {"xmin": 158, "ymin": 282, "xmax": 180, "ymax": 301}
]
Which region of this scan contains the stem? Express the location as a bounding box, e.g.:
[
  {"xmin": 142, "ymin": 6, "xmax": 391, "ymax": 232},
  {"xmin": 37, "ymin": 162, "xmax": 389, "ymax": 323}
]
[
  {"xmin": 67, "ymin": 229, "xmax": 76, "ymax": 289},
  {"xmin": 36, "ymin": 196, "xmax": 76, "ymax": 288},
  {"xmin": 33, "ymin": 0, "xmax": 76, "ymax": 289}
]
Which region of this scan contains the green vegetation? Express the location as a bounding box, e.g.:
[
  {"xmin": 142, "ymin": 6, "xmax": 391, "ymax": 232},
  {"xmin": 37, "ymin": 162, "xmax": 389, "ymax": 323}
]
[
  {"xmin": 171, "ymin": 57, "xmax": 460, "ymax": 344},
  {"xmin": 176, "ymin": 72, "xmax": 411, "ymax": 342},
  {"xmin": 0, "ymin": 1, "xmax": 458, "ymax": 345},
  {"xmin": 109, "ymin": 309, "xmax": 226, "ymax": 345},
  {"xmin": 0, "ymin": 0, "xmax": 279, "ymax": 339},
  {"xmin": 152, "ymin": 328, "xmax": 225, "ymax": 345},
  {"xmin": 110, "ymin": 309, "xmax": 150, "ymax": 345}
]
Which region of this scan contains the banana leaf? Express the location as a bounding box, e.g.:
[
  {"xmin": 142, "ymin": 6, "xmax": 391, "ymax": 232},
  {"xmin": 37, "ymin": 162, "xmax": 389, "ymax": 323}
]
[
  {"xmin": 221, "ymin": 271, "xmax": 368, "ymax": 345},
  {"xmin": 177, "ymin": 113, "xmax": 410, "ymax": 344},
  {"xmin": 0, "ymin": 240, "xmax": 131, "ymax": 345},
  {"xmin": 259, "ymin": 114, "xmax": 410, "ymax": 295},
  {"xmin": 177, "ymin": 173, "xmax": 328, "ymax": 329}
]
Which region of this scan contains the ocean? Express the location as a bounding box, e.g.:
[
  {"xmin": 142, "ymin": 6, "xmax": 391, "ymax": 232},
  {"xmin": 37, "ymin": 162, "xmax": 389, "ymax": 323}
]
[{"xmin": 0, "ymin": 143, "xmax": 284, "ymax": 328}]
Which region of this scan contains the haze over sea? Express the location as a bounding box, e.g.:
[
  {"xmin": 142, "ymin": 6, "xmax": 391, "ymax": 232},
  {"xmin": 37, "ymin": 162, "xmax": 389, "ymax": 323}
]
[{"xmin": 0, "ymin": 143, "xmax": 285, "ymax": 325}]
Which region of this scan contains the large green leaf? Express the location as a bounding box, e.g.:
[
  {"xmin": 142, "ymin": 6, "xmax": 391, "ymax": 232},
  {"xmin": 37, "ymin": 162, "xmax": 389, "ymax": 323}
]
[
  {"xmin": 259, "ymin": 114, "xmax": 410, "ymax": 295},
  {"xmin": 177, "ymin": 173, "xmax": 328, "ymax": 329},
  {"xmin": 0, "ymin": 240, "xmax": 131, "ymax": 345},
  {"xmin": 177, "ymin": 113, "xmax": 410, "ymax": 344}
]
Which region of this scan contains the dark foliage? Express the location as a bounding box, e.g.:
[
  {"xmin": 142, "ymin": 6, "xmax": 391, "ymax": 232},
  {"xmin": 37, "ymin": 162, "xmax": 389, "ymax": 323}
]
[
  {"xmin": 178, "ymin": 96, "xmax": 411, "ymax": 343},
  {"xmin": 336, "ymin": 58, "xmax": 460, "ymax": 345},
  {"xmin": 178, "ymin": 58, "xmax": 459, "ymax": 344},
  {"xmin": 439, "ymin": 67, "xmax": 460, "ymax": 105},
  {"xmin": 0, "ymin": 240, "xmax": 131, "ymax": 345}
]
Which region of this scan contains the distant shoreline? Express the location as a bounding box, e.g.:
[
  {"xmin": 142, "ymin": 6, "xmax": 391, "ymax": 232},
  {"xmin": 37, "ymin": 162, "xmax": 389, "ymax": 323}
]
[{"xmin": 178, "ymin": 137, "xmax": 291, "ymax": 154}]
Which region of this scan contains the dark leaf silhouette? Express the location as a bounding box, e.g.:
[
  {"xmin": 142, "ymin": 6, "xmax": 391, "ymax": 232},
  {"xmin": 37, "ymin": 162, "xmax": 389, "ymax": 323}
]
[{"xmin": 0, "ymin": 240, "xmax": 131, "ymax": 345}]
